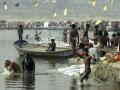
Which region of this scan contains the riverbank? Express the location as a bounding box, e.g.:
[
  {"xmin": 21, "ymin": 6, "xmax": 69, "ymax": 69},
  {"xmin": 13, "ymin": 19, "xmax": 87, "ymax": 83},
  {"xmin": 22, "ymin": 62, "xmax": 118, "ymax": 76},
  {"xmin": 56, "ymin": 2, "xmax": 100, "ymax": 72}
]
[
  {"xmin": 67, "ymin": 47, "xmax": 120, "ymax": 84},
  {"xmin": 94, "ymin": 60, "xmax": 120, "ymax": 84},
  {"xmin": 0, "ymin": 27, "xmax": 69, "ymax": 30}
]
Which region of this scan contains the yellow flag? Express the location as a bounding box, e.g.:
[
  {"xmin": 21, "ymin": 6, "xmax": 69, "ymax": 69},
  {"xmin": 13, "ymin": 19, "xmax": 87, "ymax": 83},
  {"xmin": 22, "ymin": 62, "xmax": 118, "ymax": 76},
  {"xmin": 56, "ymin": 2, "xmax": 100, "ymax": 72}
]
[
  {"xmin": 95, "ymin": 20, "xmax": 102, "ymax": 25},
  {"xmin": 91, "ymin": 0, "xmax": 96, "ymax": 7}
]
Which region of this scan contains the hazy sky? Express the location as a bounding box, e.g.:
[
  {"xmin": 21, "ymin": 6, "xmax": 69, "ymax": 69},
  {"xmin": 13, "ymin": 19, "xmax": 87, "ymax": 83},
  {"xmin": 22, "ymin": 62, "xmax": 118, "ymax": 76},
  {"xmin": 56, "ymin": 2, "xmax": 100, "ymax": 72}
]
[{"xmin": 0, "ymin": 0, "xmax": 120, "ymax": 21}]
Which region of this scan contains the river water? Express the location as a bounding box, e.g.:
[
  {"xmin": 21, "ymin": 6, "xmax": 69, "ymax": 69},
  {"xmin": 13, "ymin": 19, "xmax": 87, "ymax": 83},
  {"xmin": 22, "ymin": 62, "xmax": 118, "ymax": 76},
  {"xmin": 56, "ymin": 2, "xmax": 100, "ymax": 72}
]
[{"xmin": 0, "ymin": 30, "xmax": 120, "ymax": 90}]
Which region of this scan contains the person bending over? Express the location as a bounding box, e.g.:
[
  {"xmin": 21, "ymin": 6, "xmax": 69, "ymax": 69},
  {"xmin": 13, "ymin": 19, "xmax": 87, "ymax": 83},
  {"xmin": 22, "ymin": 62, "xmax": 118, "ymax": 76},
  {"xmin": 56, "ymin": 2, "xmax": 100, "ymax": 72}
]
[{"xmin": 4, "ymin": 60, "xmax": 22, "ymax": 74}]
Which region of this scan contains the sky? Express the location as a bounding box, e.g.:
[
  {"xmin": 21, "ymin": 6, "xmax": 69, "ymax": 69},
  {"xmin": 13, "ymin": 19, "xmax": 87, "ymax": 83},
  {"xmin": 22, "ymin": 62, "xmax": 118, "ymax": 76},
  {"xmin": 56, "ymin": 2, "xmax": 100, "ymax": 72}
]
[{"xmin": 0, "ymin": 0, "xmax": 120, "ymax": 21}]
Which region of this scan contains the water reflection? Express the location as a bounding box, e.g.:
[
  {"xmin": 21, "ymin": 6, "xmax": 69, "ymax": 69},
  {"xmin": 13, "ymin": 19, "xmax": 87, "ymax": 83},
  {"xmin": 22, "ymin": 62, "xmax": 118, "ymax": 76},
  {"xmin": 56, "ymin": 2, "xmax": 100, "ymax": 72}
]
[
  {"xmin": 70, "ymin": 77, "xmax": 78, "ymax": 90},
  {"xmin": 5, "ymin": 74, "xmax": 22, "ymax": 89},
  {"xmin": 5, "ymin": 74, "xmax": 22, "ymax": 81},
  {"xmin": 22, "ymin": 73, "xmax": 35, "ymax": 90},
  {"xmin": 48, "ymin": 60, "xmax": 56, "ymax": 69}
]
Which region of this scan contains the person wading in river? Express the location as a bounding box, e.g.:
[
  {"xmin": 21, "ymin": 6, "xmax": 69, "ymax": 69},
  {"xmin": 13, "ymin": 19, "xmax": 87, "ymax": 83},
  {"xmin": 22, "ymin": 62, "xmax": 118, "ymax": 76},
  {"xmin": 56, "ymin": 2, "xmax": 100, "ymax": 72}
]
[
  {"xmin": 69, "ymin": 24, "xmax": 79, "ymax": 57},
  {"xmin": 80, "ymin": 48, "xmax": 94, "ymax": 84},
  {"xmin": 22, "ymin": 54, "xmax": 35, "ymax": 74},
  {"xmin": 4, "ymin": 60, "xmax": 22, "ymax": 73}
]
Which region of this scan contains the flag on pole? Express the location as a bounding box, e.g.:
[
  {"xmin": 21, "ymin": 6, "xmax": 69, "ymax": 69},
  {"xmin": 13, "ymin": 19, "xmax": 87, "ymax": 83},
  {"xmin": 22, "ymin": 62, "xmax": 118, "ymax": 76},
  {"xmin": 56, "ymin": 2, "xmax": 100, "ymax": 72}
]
[
  {"xmin": 52, "ymin": 0, "xmax": 56, "ymax": 3},
  {"xmin": 64, "ymin": 8, "xmax": 68, "ymax": 16},
  {"xmin": 3, "ymin": 1, "xmax": 8, "ymax": 10},
  {"xmin": 44, "ymin": 22, "xmax": 49, "ymax": 27},
  {"xmin": 33, "ymin": 0, "xmax": 39, "ymax": 8},
  {"xmin": 91, "ymin": 0, "xmax": 96, "ymax": 7},
  {"xmin": 108, "ymin": 0, "xmax": 114, "ymax": 7},
  {"xmin": 103, "ymin": 5, "xmax": 107, "ymax": 11},
  {"xmin": 109, "ymin": 0, "xmax": 114, "ymax": 3},
  {"xmin": 53, "ymin": 11, "xmax": 57, "ymax": 17},
  {"xmin": 15, "ymin": 3, "xmax": 20, "ymax": 7}
]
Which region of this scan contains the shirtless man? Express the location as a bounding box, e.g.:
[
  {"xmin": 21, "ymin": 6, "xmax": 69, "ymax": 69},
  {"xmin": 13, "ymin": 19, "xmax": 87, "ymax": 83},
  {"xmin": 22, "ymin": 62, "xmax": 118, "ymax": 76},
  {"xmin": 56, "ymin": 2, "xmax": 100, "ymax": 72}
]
[
  {"xmin": 4, "ymin": 60, "xmax": 22, "ymax": 73},
  {"xmin": 80, "ymin": 48, "xmax": 93, "ymax": 83},
  {"xmin": 70, "ymin": 24, "xmax": 79, "ymax": 57}
]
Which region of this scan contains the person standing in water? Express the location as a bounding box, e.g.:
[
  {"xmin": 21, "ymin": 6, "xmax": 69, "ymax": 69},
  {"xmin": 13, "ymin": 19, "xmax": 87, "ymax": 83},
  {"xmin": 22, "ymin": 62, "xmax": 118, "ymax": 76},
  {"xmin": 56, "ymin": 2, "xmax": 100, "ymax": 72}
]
[
  {"xmin": 18, "ymin": 25, "xmax": 23, "ymax": 47},
  {"xmin": 22, "ymin": 54, "xmax": 35, "ymax": 74},
  {"xmin": 69, "ymin": 24, "xmax": 79, "ymax": 57},
  {"xmin": 80, "ymin": 48, "xmax": 93, "ymax": 84}
]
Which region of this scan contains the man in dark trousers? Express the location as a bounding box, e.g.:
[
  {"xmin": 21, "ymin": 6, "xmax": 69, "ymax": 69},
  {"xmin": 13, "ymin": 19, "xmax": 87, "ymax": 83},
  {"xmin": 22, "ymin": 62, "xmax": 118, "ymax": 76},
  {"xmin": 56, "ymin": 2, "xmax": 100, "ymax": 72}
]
[
  {"xmin": 84, "ymin": 24, "xmax": 89, "ymax": 38},
  {"xmin": 18, "ymin": 25, "xmax": 23, "ymax": 47},
  {"xmin": 69, "ymin": 24, "xmax": 79, "ymax": 57}
]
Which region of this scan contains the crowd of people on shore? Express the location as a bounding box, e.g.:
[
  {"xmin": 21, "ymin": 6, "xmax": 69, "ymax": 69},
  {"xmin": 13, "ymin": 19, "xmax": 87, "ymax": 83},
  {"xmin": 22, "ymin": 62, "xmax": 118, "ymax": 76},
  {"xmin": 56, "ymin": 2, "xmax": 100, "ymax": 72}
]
[
  {"xmin": 3, "ymin": 20, "xmax": 120, "ymax": 85},
  {"xmin": 0, "ymin": 20, "xmax": 72, "ymax": 29},
  {"xmin": 68, "ymin": 21, "xmax": 120, "ymax": 84}
]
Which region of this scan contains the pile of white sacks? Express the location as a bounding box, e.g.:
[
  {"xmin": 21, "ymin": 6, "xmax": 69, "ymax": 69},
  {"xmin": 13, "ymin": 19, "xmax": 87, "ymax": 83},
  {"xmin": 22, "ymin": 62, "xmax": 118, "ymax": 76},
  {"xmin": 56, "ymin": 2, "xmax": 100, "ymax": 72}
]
[{"xmin": 57, "ymin": 64, "xmax": 85, "ymax": 76}]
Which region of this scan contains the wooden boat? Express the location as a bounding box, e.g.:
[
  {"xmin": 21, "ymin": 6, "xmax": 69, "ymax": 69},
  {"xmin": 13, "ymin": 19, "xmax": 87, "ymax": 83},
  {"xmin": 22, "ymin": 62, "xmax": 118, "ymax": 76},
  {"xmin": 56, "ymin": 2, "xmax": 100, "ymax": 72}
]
[{"xmin": 14, "ymin": 40, "xmax": 74, "ymax": 57}]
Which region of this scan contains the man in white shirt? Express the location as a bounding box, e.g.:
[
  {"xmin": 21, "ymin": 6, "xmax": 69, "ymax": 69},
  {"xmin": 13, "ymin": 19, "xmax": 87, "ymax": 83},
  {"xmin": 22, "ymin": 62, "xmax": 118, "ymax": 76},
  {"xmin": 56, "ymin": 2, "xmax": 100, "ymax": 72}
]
[{"xmin": 89, "ymin": 43, "xmax": 99, "ymax": 63}]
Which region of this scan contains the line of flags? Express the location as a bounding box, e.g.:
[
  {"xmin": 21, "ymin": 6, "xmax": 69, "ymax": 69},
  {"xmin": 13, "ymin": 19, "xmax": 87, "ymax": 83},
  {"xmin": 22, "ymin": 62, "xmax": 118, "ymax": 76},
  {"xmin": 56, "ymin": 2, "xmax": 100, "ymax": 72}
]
[
  {"xmin": 3, "ymin": 0, "xmax": 20, "ymax": 10},
  {"xmin": 53, "ymin": 8, "xmax": 68, "ymax": 17},
  {"xmin": 103, "ymin": 0, "xmax": 114, "ymax": 11},
  {"xmin": 2, "ymin": 0, "xmax": 115, "ymax": 17},
  {"xmin": 90, "ymin": 0, "xmax": 114, "ymax": 11}
]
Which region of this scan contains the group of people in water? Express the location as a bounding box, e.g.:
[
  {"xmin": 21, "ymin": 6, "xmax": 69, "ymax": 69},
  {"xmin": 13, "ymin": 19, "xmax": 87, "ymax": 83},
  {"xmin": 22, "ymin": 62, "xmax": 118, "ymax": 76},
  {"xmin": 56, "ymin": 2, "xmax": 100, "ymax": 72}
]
[{"xmin": 4, "ymin": 54, "xmax": 35, "ymax": 74}]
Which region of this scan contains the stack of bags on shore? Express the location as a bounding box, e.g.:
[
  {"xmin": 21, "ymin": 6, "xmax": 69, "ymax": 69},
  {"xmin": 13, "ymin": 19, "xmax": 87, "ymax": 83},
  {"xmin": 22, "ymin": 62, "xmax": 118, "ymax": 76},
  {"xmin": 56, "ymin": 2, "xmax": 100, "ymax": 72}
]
[{"xmin": 100, "ymin": 52, "xmax": 120, "ymax": 64}]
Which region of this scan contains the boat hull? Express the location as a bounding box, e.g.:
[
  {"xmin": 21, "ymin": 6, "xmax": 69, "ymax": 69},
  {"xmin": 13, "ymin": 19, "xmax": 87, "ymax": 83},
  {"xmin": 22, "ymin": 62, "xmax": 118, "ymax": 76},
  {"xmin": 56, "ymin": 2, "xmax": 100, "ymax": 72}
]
[{"xmin": 14, "ymin": 44, "xmax": 74, "ymax": 57}]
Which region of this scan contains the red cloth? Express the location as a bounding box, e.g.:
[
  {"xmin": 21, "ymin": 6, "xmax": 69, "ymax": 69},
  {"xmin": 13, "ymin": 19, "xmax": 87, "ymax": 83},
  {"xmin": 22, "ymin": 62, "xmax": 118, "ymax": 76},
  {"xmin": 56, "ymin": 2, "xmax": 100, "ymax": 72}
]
[{"xmin": 113, "ymin": 53, "xmax": 120, "ymax": 61}]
